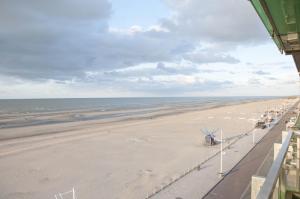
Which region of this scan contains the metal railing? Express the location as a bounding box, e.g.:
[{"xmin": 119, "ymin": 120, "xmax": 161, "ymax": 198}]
[{"xmin": 256, "ymin": 131, "xmax": 293, "ymax": 199}]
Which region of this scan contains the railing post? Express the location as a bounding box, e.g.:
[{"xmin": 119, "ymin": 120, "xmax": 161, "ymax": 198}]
[
  {"xmin": 273, "ymin": 143, "xmax": 282, "ymax": 199},
  {"xmin": 282, "ymin": 131, "xmax": 288, "ymax": 144},
  {"xmin": 251, "ymin": 176, "xmax": 265, "ymax": 199},
  {"xmin": 297, "ymin": 137, "xmax": 300, "ymax": 169},
  {"xmin": 279, "ymin": 168, "xmax": 286, "ymax": 199},
  {"xmin": 274, "ymin": 143, "xmax": 282, "ymax": 160},
  {"xmin": 256, "ymin": 131, "xmax": 293, "ymax": 199}
]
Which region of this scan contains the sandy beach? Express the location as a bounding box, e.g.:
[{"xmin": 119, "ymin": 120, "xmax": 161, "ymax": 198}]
[{"xmin": 0, "ymin": 97, "xmax": 298, "ymax": 199}]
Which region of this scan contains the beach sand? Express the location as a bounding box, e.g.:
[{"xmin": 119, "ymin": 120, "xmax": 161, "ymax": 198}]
[{"xmin": 0, "ymin": 98, "xmax": 297, "ymax": 199}]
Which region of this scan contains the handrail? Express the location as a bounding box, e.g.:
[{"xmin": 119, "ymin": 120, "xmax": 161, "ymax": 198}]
[{"xmin": 256, "ymin": 131, "xmax": 293, "ymax": 199}]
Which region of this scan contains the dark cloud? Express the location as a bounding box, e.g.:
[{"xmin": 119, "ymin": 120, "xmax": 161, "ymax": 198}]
[
  {"xmin": 0, "ymin": 0, "xmax": 204, "ymax": 80},
  {"xmin": 0, "ymin": 0, "xmax": 111, "ymax": 79},
  {"xmin": 0, "ymin": 0, "xmax": 111, "ymax": 23},
  {"xmin": 0, "ymin": 0, "xmax": 186, "ymax": 80},
  {"xmin": 0, "ymin": 0, "xmax": 273, "ymax": 98}
]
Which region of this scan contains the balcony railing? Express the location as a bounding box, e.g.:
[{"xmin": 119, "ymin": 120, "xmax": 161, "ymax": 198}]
[{"xmin": 256, "ymin": 131, "xmax": 293, "ymax": 199}]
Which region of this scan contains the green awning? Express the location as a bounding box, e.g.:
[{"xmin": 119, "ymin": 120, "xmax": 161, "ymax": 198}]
[
  {"xmin": 251, "ymin": 0, "xmax": 300, "ymax": 54},
  {"xmin": 251, "ymin": 0, "xmax": 300, "ymax": 74}
]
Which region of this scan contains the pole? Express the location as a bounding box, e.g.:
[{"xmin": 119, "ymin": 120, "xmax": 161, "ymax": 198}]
[{"xmin": 73, "ymin": 187, "xmax": 75, "ymax": 199}]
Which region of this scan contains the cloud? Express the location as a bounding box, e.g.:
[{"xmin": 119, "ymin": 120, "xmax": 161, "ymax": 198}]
[
  {"xmin": 88, "ymin": 60, "xmax": 224, "ymax": 81},
  {"xmin": 121, "ymin": 75, "xmax": 234, "ymax": 94},
  {"xmin": 155, "ymin": 62, "xmax": 201, "ymax": 74},
  {"xmin": 0, "ymin": 0, "xmax": 257, "ymax": 82},
  {"xmin": 282, "ymin": 80, "xmax": 299, "ymax": 85},
  {"xmin": 0, "ymin": 0, "xmax": 111, "ymax": 79},
  {"xmin": 0, "ymin": 0, "xmax": 191, "ymax": 80},
  {"xmin": 81, "ymin": 61, "xmax": 236, "ymax": 95},
  {"xmin": 253, "ymin": 70, "xmax": 270, "ymax": 75},
  {"xmin": 1, "ymin": 0, "xmax": 296, "ymax": 97},
  {"xmin": 162, "ymin": 0, "xmax": 268, "ymax": 44},
  {"xmin": 248, "ymin": 78, "xmax": 262, "ymax": 85},
  {"xmin": 267, "ymin": 77, "xmax": 278, "ymax": 81},
  {"xmin": 184, "ymin": 52, "xmax": 239, "ymax": 64}
]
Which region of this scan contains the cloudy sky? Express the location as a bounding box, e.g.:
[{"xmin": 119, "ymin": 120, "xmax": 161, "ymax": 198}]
[{"xmin": 0, "ymin": 0, "xmax": 299, "ymax": 98}]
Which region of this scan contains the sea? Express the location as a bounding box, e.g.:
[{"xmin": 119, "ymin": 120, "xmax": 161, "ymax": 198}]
[
  {"xmin": 0, "ymin": 96, "xmax": 278, "ymax": 114},
  {"xmin": 0, "ymin": 96, "xmax": 283, "ymax": 129}
]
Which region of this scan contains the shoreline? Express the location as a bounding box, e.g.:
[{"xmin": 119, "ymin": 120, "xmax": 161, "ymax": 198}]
[
  {"xmin": 0, "ymin": 98, "xmax": 279, "ymax": 143},
  {"xmin": 0, "ymin": 97, "xmax": 283, "ymax": 131}
]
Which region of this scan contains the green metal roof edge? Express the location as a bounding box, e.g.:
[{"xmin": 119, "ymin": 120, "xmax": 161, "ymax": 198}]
[{"xmin": 250, "ymin": 0, "xmax": 284, "ymax": 52}]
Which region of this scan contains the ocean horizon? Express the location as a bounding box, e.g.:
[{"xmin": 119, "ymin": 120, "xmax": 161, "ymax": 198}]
[{"xmin": 0, "ymin": 96, "xmax": 282, "ymax": 114}]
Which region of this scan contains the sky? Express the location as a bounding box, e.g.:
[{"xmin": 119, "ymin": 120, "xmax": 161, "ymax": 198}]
[{"xmin": 0, "ymin": 0, "xmax": 299, "ymax": 99}]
